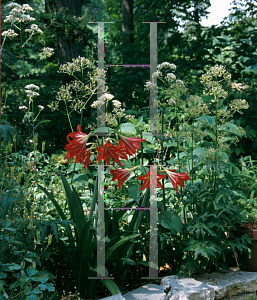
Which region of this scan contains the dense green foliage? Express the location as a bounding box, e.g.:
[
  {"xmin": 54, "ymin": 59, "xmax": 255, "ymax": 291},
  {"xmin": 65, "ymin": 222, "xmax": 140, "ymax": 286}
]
[{"xmin": 1, "ymin": 0, "xmax": 257, "ymax": 299}]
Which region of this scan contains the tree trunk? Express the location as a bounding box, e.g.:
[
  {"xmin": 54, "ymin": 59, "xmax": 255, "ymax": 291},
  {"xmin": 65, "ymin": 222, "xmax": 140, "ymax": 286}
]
[
  {"xmin": 122, "ymin": 0, "xmax": 134, "ymax": 64},
  {"xmin": 45, "ymin": 0, "xmax": 84, "ymax": 65}
]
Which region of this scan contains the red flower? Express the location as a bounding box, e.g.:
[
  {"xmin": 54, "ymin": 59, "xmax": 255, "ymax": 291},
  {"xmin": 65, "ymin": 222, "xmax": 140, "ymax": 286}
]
[
  {"xmin": 137, "ymin": 165, "xmax": 166, "ymax": 195},
  {"xmin": 64, "ymin": 125, "xmax": 92, "ymax": 169},
  {"xmin": 95, "ymin": 139, "xmax": 128, "ymax": 167},
  {"xmin": 110, "ymin": 166, "xmax": 139, "ymax": 189},
  {"xmin": 118, "ymin": 134, "xmax": 146, "ymax": 156},
  {"xmin": 163, "ymin": 169, "xmax": 190, "ymax": 193}
]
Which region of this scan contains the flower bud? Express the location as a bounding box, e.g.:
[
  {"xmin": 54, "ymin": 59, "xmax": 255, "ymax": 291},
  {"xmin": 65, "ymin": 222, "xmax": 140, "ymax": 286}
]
[
  {"xmin": 42, "ymin": 141, "xmax": 46, "ymax": 153},
  {"xmin": 11, "ymin": 166, "xmax": 15, "ymax": 178},
  {"xmin": 48, "ymin": 234, "xmax": 53, "ymax": 246},
  {"xmin": 6, "ymin": 146, "xmax": 9, "ymax": 155},
  {"xmin": 18, "ymin": 173, "xmax": 22, "ymax": 182},
  {"xmin": 36, "ymin": 230, "xmax": 40, "ymax": 242},
  {"xmin": 29, "ymin": 161, "xmax": 33, "ymax": 171}
]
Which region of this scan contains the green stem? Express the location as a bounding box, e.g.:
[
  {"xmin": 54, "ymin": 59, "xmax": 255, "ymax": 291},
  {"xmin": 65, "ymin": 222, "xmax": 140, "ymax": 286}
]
[
  {"xmin": 64, "ymin": 101, "xmax": 73, "ymax": 132},
  {"xmin": 213, "ymin": 101, "xmax": 218, "ymax": 203}
]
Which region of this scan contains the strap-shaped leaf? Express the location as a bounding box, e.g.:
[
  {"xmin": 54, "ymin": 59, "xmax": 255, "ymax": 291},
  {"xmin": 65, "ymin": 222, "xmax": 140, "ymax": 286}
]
[
  {"xmin": 105, "ymin": 234, "xmax": 140, "ymax": 259},
  {"xmin": 102, "ymin": 279, "xmax": 123, "ymax": 296},
  {"xmin": 59, "ymin": 172, "xmax": 86, "ymax": 237}
]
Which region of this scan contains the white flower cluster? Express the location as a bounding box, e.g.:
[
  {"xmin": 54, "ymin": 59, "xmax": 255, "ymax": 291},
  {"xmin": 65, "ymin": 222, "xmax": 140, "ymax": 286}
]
[
  {"xmin": 167, "ymin": 98, "xmax": 176, "ymax": 105},
  {"xmin": 151, "ymin": 71, "xmax": 162, "ymax": 79},
  {"xmin": 157, "ymin": 62, "xmax": 177, "ymax": 70},
  {"xmin": 3, "ymin": 2, "xmax": 35, "ymax": 23},
  {"xmin": 165, "ymin": 73, "xmax": 176, "ymax": 81},
  {"xmin": 58, "ymin": 56, "xmax": 92, "ymax": 75},
  {"xmin": 144, "ymin": 80, "xmax": 157, "ymax": 91},
  {"xmin": 41, "ymin": 47, "xmax": 54, "ymax": 57},
  {"xmin": 25, "ymin": 24, "xmax": 43, "ymax": 34},
  {"xmin": 112, "ymin": 100, "xmax": 121, "ymax": 108},
  {"xmin": 25, "ymin": 84, "xmax": 40, "ymax": 102},
  {"xmin": 91, "ymin": 93, "xmax": 114, "ymax": 108},
  {"xmin": 19, "ymin": 105, "xmax": 27, "ymax": 110},
  {"xmin": 38, "ymin": 105, "xmax": 44, "ymax": 110},
  {"xmin": 2, "ymin": 29, "xmax": 18, "ymax": 38}
]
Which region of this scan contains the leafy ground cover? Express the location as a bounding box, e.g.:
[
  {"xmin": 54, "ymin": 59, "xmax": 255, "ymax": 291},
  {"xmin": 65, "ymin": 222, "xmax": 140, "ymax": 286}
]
[{"xmin": 1, "ymin": 2, "xmax": 257, "ymax": 299}]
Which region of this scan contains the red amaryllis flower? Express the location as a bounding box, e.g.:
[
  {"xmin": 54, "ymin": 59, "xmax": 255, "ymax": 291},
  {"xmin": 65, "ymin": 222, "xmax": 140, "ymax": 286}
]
[
  {"xmin": 95, "ymin": 139, "xmax": 128, "ymax": 167},
  {"xmin": 110, "ymin": 166, "xmax": 139, "ymax": 189},
  {"xmin": 137, "ymin": 165, "xmax": 166, "ymax": 195},
  {"xmin": 64, "ymin": 125, "xmax": 92, "ymax": 169},
  {"xmin": 163, "ymin": 169, "xmax": 190, "ymax": 193},
  {"xmin": 118, "ymin": 134, "xmax": 146, "ymax": 156}
]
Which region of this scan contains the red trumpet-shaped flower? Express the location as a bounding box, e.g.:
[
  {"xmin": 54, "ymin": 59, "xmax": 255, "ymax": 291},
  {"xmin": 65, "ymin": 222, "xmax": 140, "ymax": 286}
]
[
  {"xmin": 162, "ymin": 169, "xmax": 190, "ymax": 193},
  {"xmin": 95, "ymin": 139, "xmax": 128, "ymax": 167},
  {"xmin": 118, "ymin": 133, "xmax": 146, "ymax": 156},
  {"xmin": 110, "ymin": 166, "xmax": 140, "ymax": 189},
  {"xmin": 137, "ymin": 165, "xmax": 166, "ymax": 195},
  {"xmin": 64, "ymin": 125, "xmax": 92, "ymax": 169}
]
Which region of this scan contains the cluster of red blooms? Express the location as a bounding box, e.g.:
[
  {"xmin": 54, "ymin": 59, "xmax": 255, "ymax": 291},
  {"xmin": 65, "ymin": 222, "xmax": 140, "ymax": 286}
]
[{"xmin": 65, "ymin": 125, "xmax": 190, "ymax": 194}]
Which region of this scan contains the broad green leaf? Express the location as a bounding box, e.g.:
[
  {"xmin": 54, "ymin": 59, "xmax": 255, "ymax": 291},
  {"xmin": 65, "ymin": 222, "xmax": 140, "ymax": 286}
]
[
  {"xmin": 159, "ymin": 211, "xmax": 183, "ymax": 234},
  {"xmin": 27, "ymin": 267, "xmax": 38, "ymax": 276},
  {"xmin": 31, "ymin": 287, "xmax": 41, "ymax": 294},
  {"xmin": 38, "ymin": 283, "xmax": 55, "ymax": 292},
  {"xmin": 9, "ymin": 263, "xmax": 21, "ymax": 271},
  {"xmin": 118, "ymin": 123, "xmax": 136, "ymax": 135},
  {"xmin": 142, "ymin": 131, "xmax": 155, "ymax": 144},
  {"xmin": 0, "ymin": 272, "xmax": 7, "ymax": 279},
  {"xmin": 128, "ymin": 185, "xmax": 141, "ymax": 200},
  {"xmin": 196, "ymin": 115, "xmax": 215, "ymax": 127},
  {"xmin": 102, "ymin": 279, "xmax": 123, "ymax": 295},
  {"xmin": 26, "ymin": 294, "xmax": 40, "ymax": 300},
  {"xmin": 72, "ymin": 173, "xmax": 89, "ymax": 182},
  {"xmin": 25, "ymin": 285, "xmax": 31, "ymax": 295}
]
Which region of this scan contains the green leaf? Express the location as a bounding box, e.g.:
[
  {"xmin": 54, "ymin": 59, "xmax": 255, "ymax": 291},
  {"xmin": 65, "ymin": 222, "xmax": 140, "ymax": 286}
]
[
  {"xmin": 105, "ymin": 234, "xmax": 141, "ymax": 258},
  {"xmin": 8, "ymin": 263, "xmax": 21, "ymax": 271},
  {"xmin": 0, "ymin": 272, "xmax": 7, "ymax": 279},
  {"xmin": 159, "ymin": 211, "xmax": 183, "ymax": 234},
  {"xmin": 102, "ymin": 279, "xmax": 123, "ymax": 296},
  {"xmin": 39, "ymin": 274, "xmax": 49, "ymax": 283},
  {"xmin": 142, "ymin": 131, "xmax": 155, "ymax": 144},
  {"xmin": 38, "ymin": 283, "xmax": 55, "ymax": 292},
  {"xmin": 118, "ymin": 123, "xmax": 136, "ymax": 135},
  {"xmin": 128, "ymin": 185, "xmax": 141, "ymax": 200},
  {"xmin": 27, "ymin": 266, "xmax": 38, "ymax": 276},
  {"xmin": 224, "ymin": 171, "xmax": 234, "ymax": 185},
  {"xmin": 31, "ymin": 287, "xmax": 41, "ymax": 294},
  {"xmin": 25, "ymin": 285, "xmax": 31, "ymax": 295},
  {"xmin": 196, "ymin": 115, "xmax": 215, "ymax": 127},
  {"xmin": 27, "ymin": 294, "xmax": 39, "ymax": 300},
  {"xmin": 72, "ymin": 173, "xmax": 89, "ymax": 182},
  {"xmin": 24, "ymin": 258, "xmax": 33, "ymax": 263}
]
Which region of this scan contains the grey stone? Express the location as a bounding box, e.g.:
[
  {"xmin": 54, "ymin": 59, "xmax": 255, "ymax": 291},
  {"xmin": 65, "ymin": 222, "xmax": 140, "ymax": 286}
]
[
  {"xmin": 123, "ymin": 284, "xmax": 166, "ymax": 300},
  {"xmin": 160, "ymin": 276, "xmax": 215, "ymax": 300},
  {"xmin": 193, "ymin": 270, "xmax": 257, "ymax": 299},
  {"xmin": 100, "ymin": 294, "xmax": 126, "ymax": 300}
]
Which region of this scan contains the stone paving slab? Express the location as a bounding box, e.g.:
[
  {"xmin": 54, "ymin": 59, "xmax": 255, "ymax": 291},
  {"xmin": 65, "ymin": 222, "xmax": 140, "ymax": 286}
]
[{"xmin": 122, "ymin": 284, "xmax": 166, "ymax": 300}]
